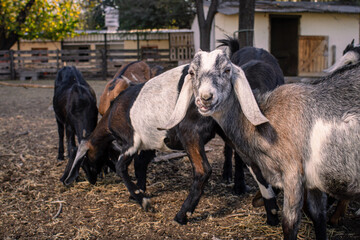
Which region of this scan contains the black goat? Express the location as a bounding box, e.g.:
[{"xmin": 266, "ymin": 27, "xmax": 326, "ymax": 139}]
[{"xmin": 53, "ymin": 66, "xmax": 98, "ymax": 182}]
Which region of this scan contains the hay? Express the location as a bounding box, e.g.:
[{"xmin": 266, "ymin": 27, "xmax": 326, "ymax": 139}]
[{"xmin": 0, "ymin": 80, "xmax": 359, "ymax": 239}]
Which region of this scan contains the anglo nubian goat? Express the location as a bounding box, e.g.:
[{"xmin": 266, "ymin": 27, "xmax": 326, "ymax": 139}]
[{"xmin": 163, "ymin": 49, "xmax": 360, "ymax": 240}]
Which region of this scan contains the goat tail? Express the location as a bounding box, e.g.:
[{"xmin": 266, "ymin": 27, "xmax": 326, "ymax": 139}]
[{"xmin": 217, "ymin": 35, "xmax": 240, "ymax": 58}]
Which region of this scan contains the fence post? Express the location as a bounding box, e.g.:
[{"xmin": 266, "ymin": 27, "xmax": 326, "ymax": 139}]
[
  {"xmin": 56, "ymin": 49, "xmax": 60, "ymax": 72},
  {"xmin": 101, "ymin": 49, "xmax": 107, "ymax": 80},
  {"xmin": 9, "ymin": 50, "xmax": 15, "ymax": 80},
  {"xmin": 102, "ymin": 34, "xmax": 108, "ymax": 80},
  {"xmin": 137, "ymin": 32, "xmax": 140, "ymax": 60}
]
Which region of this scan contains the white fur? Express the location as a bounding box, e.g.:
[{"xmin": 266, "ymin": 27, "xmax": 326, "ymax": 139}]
[
  {"xmin": 130, "ymin": 65, "xmax": 187, "ymax": 152},
  {"xmin": 249, "ymin": 168, "xmax": 276, "ymax": 200},
  {"xmin": 324, "ymin": 51, "xmax": 359, "ymax": 73},
  {"xmin": 306, "ymin": 119, "xmax": 332, "ymax": 190},
  {"xmin": 199, "ymin": 49, "xmax": 223, "ymax": 72}
]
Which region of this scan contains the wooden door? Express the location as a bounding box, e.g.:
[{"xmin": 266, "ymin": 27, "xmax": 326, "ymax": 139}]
[
  {"xmin": 270, "ymin": 16, "xmax": 300, "ymax": 76},
  {"xmin": 298, "ymin": 36, "xmax": 328, "ymax": 76}
]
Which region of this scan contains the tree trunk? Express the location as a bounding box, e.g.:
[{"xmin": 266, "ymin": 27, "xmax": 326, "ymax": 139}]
[
  {"xmin": 195, "ymin": 0, "xmax": 218, "ymax": 51},
  {"xmin": 238, "ymin": 0, "xmax": 255, "ymax": 48}
]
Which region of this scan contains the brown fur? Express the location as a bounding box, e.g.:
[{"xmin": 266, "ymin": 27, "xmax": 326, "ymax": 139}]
[
  {"xmin": 329, "ymin": 200, "xmax": 349, "ymax": 226},
  {"xmin": 187, "ymin": 144, "xmax": 205, "ymax": 175},
  {"xmin": 98, "ymin": 61, "xmax": 152, "ymax": 116}
]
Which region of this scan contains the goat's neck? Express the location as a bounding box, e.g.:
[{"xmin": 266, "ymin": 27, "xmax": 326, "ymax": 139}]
[{"xmin": 212, "ymin": 94, "xmax": 256, "ymax": 159}]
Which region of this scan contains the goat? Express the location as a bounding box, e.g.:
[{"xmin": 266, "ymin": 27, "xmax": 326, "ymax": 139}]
[
  {"xmin": 322, "ymin": 39, "xmax": 360, "ymax": 226},
  {"xmin": 53, "ymin": 66, "xmax": 98, "ymax": 182},
  {"xmin": 324, "ymin": 39, "xmax": 360, "ymax": 73},
  {"xmin": 99, "ymin": 61, "xmax": 160, "ymax": 116},
  {"xmin": 61, "ymin": 59, "xmax": 282, "ymax": 226},
  {"xmin": 163, "ymin": 49, "xmax": 360, "ymax": 239},
  {"xmin": 218, "ymin": 37, "xmax": 284, "ymax": 192}
]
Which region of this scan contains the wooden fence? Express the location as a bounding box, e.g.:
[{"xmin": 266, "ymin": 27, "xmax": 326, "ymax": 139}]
[{"xmin": 0, "ymin": 48, "xmax": 176, "ymax": 80}]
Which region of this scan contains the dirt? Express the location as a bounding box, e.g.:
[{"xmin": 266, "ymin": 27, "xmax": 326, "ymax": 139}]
[{"xmin": 0, "ymin": 80, "xmax": 359, "ymax": 240}]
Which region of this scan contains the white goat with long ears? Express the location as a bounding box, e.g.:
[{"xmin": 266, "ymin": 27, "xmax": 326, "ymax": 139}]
[{"xmin": 163, "ymin": 49, "xmax": 360, "ymax": 240}]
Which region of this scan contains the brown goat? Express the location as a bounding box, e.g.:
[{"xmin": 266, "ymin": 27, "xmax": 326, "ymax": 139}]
[{"xmin": 99, "ymin": 61, "xmax": 162, "ymax": 115}]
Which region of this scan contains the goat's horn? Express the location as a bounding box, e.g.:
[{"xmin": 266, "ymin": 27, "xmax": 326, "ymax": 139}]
[
  {"xmin": 122, "ymin": 76, "xmax": 132, "ymax": 85},
  {"xmin": 323, "ymin": 51, "xmax": 359, "ymax": 73},
  {"xmin": 232, "ymin": 64, "xmax": 269, "ymax": 126}
]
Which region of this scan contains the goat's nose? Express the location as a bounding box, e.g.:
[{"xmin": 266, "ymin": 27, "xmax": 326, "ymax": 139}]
[{"xmin": 201, "ymin": 93, "xmax": 213, "ymax": 102}]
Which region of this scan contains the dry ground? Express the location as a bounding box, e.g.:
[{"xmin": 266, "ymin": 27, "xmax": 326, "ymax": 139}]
[{"xmin": 0, "ymin": 80, "xmax": 359, "ymax": 239}]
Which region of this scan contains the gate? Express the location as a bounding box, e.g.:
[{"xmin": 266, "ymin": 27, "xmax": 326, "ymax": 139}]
[{"xmin": 298, "ymin": 36, "xmax": 328, "ymax": 76}]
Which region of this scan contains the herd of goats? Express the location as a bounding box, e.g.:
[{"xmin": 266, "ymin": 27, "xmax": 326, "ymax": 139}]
[{"xmin": 52, "ymin": 37, "xmax": 360, "ymax": 240}]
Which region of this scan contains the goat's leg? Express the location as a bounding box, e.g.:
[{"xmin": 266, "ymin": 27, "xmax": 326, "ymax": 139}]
[
  {"xmin": 116, "ymin": 153, "xmax": 151, "ymax": 211},
  {"xmin": 233, "ymin": 152, "xmax": 249, "ymax": 195},
  {"xmin": 222, "ymin": 144, "xmax": 233, "ymax": 183},
  {"xmin": 305, "ymin": 189, "xmax": 327, "ymax": 240},
  {"xmin": 134, "ymin": 150, "xmax": 156, "ymax": 192},
  {"xmin": 282, "ymin": 174, "xmax": 304, "ymax": 240},
  {"xmin": 56, "ymin": 119, "xmax": 65, "ymax": 160},
  {"xmin": 248, "ymin": 164, "xmax": 279, "ymax": 226},
  {"xmin": 65, "ymin": 125, "xmax": 77, "ymax": 161},
  {"xmin": 174, "ymin": 143, "xmax": 212, "ymax": 225},
  {"xmin": 329, "ymin": 199, "xmax": 349, "ymax": 226},
  {"xmin": 60, "ymin": 125, "xmax": 77, "ymax": 182}
]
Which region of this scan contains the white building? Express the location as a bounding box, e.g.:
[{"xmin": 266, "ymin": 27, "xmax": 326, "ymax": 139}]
[{"xmin": 192, "ymin": 1, "xmax": 360, "ymax": 76}]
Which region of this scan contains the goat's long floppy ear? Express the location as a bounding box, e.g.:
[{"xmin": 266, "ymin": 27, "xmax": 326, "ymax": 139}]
[
  {"xmin": 64, "ymin": 140, "xmax": 89, "ymax": 185},
  {"xmin": 159, "ymin": 74, "xmax": 193, "ymax": 130},
  {"xmin": 232, "ymin": 64, "xmax": 269, "ymax": 126},
  {"xmin": 323, "ymin": 51, "xmax": 359, "ymax": 73}
]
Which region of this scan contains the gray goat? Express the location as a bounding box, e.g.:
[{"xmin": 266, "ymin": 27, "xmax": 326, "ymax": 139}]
[{"xmin": 163, "ymin": 49, "xmax": 360, "ymax": 240}]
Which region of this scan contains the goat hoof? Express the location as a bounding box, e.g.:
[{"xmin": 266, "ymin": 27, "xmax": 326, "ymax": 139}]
[
  {"xmin": 142, "ymin": 197, "xmax": 151, "ymax": 211},
  {"xmin": 266, "ymin": 216, "xmax": 280, "ymax": 226},
  {"xmin": 174, "ymin": 214, "xmax": 188, "ymax": 225},
  {"xmin": 329, "ymin": 217, "xmax": 343, "ymax": 226},
  {"xmin": 233, "ymin": 184, "xmax": 250, "ymax": 195},
  {"xmin": 252, "ymin": 191, "xmax": 264, "ymax": 208},
  {"xmin": 222, "ymin": 176, "xmax": 232, "ymax": 184},
  {"xmin": 60, "ymin": 175, "xmax": 66, "ymax": 183}
]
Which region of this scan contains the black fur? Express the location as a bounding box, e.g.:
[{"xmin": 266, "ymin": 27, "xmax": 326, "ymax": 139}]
[{"xmin": 53, "ymin": 66, "xmax": 98, "ymax": 182}]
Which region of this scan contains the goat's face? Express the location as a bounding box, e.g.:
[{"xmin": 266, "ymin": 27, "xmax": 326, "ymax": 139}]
[
  {"xmin": 161, "ymin": 49, "xmax": 269, "ymax": 131},
  {"xmin": 63, "ymin": 140, "xmax": 103, "ymax": 185},
  {"xmin": 189, "ymin": 49, "xmax": 233, "ymax": 116},
  {"xmin": 81, "ymin": 153, "xmax": 101, "ymax": 185}
]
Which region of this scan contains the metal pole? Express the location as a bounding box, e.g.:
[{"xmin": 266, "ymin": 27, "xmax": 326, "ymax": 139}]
[
  {"xmin": 103, "ymin": 33, "xmax": 108, "ymax": 80},
  {"xmin": 137, "ymin": 32, "xmax": 140, "ymax": 60},
  {"xmin": 9, "ymin": 50, "xmax": 15, "ymax": 80}
]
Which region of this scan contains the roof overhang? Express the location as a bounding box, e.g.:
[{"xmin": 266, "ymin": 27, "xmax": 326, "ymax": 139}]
[{"xmin": 215, "ymin": 1, "xmax": 360, "ymax": 15}]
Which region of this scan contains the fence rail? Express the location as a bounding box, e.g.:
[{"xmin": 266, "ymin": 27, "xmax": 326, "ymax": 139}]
[{"xmin": 0, "ymin": 48, "xmax": 177, "ymax": 80}]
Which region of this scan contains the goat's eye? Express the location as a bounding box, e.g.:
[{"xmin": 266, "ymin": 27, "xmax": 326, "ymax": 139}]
[
  {"xmin": 189, "ymin": 70, "xmax": 195, "ymax": 77},
  {"xmin": 224, "ymin": 68, "xmax": 231, "ymax": 74}
]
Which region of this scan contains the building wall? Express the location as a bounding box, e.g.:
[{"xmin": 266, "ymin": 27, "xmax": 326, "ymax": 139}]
[
  {"xmin": 299, "ymin": 12, "xmax": 359, "ymax": 64},
  {"xmin": 11, "ymin": 41, "xmax": 61, "ymax": 51},
  {"xmin": 200, "ymin": 11, "xmax": 360, "ymax": 68},
  {"xmin": 124, "ymin": 39, "xmax": 169, "ymax": 49}
]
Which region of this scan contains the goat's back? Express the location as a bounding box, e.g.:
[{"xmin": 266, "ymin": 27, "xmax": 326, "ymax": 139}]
[{"xmin": 259, "ymin": 63, "xmax": 360, "ymax": 199}]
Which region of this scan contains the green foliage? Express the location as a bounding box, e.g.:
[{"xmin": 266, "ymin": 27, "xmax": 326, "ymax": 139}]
[
  {"xmin": 116, "ymin": 0, "xmax": 196, "ymax": 30},
  {"xmin": 80, "ymin": 0, "xmax": 105, "ymax": 30},
  {"xmin": 0, "ymin": 0, "xmax": 81, "ymax": 41}
]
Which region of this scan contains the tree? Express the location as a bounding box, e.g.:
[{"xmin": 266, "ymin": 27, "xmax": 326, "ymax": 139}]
[
  {"xmin": 194, "ymin": 0, "xmax": 218, "ymax": 51},
  {"xmin": 114, "ymin": 0, "xmax": 195, "ymax": 30},
  {"xmin": 0, "ymin": 0, "xmax": 81, "ymax": 50},
  {"xmin": 238, "ymin": 0, "xmax": 255, "ymax": 48},
  {"xmin": 80, "ymin": 0, "xmax": 106, "ymax": 30}
]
